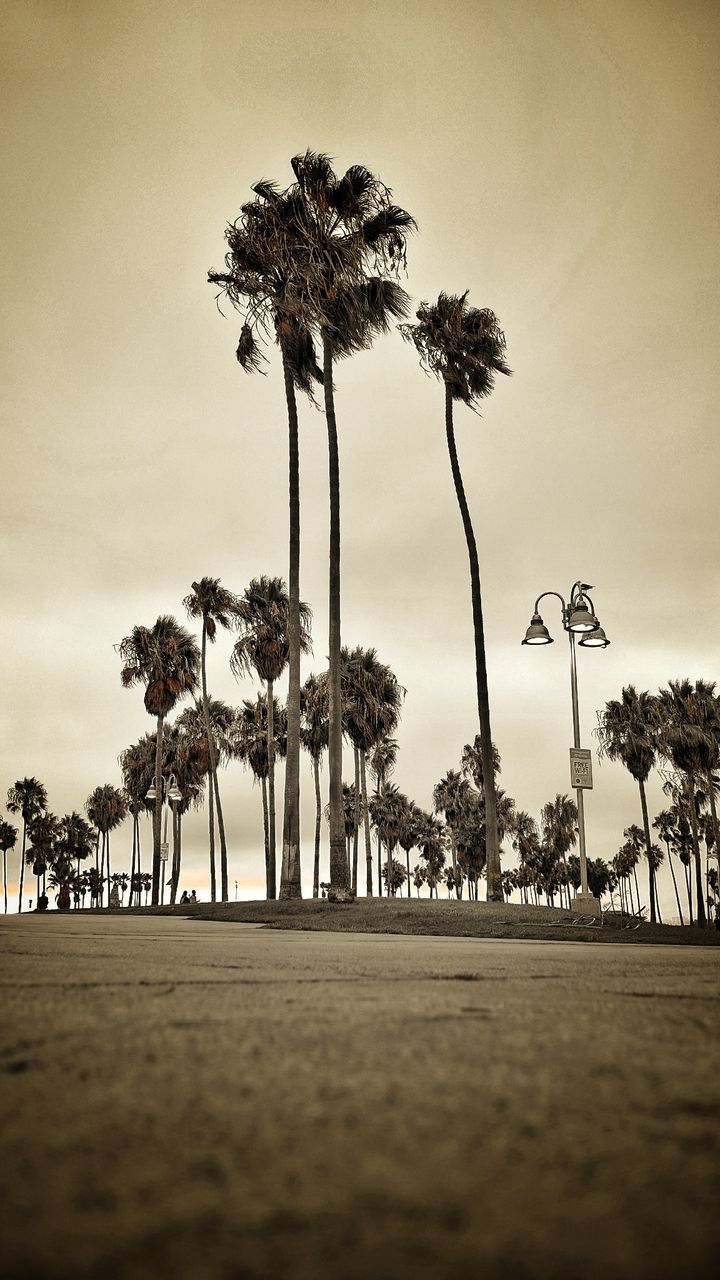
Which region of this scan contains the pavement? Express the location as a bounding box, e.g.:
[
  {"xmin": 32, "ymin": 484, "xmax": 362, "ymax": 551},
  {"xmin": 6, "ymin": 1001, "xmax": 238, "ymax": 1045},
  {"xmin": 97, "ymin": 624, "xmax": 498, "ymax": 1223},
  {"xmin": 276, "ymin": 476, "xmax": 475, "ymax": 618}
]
[{"xmin": 1, "ymin": 915, "xmax": 718, "ymax": 1280}]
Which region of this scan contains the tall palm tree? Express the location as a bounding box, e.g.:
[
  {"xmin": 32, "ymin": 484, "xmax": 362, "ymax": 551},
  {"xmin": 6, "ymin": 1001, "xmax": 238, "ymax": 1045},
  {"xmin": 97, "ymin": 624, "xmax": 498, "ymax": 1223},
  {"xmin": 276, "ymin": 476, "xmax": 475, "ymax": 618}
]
[
  {"xmin": 401, "ymin": 293, "xmax": 510, "ymax": 900},
  {"xmin": 183, "ymin": 577, "xmax": 240, "ymax": 902},
  {"xmin": 7, "ymin": 778, "xmax": 47, "ymax": 913},
  {"xmin": 118, "ymin": 616, "xmax": 200, "ymax": 903},
  {"xmin": 26, "ymin": 811, "xmax": 60, "ymax": 900},
  {"xmin": 0, "ymin": 820, "xmax": 18, "ymax": 913},
  {"xmin": 85, "ymin": 786, "xmax": 127, "ymax": 906},
  {"xmin": 209, "ymin": 189, "xmax": 324, "ymax": 905},
  {"xmin": 300, "ymin": 673, "xmax": 329, "ymax": 897},
  {"xmin": 596, "ymin": 686, "xmax": 661, "ymax": 921},
  {"xmin": 231, "ymin": 576, "xmax": 311, "ymax": 899},
  {"xmin": 656, "ymin": 679, "xmax": 717, "ymax": 926},
  {"xmin": 57, "ymin": 812, "xmax": 94, "ymax": 887},
  {"xmin": 250, "ymin": 151, "xmax": 414, "ymax": 895},
  {"xmin": 233, "ymin": 693, "xmax": 288, "ymax": 896}
]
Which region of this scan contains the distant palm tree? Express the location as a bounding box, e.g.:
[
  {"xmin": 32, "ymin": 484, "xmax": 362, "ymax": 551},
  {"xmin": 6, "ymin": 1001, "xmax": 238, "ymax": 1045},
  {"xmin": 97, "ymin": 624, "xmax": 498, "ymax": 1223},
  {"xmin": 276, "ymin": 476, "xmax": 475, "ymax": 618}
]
[
  {"xmin": 656, "ymin": 679, "xmax": 717, "ymax": 926},
  {"xmin": 540, "ymin": 795, "xmax": 578, "ymax": 910},
  {"xmin": 57, "ymin": 812, "xmax": 94, "ymax": 886},
  {"xmin": 0, "ymin": 820, "xmax": 18, "ymax": 913},
  {"xmin": 209, "ymin": 191, "xmax": 323, "ymax": 906},
  {"xmin": 7, "ymin": 777, "xmax": 47, "ymax": 913},
  {"xmin": 119, "ymin": 733, "xmax": 157, "ymax": 902},
  {"xmin": 417, "ymin": 812, "xmax": 447, "ymax": 898},
  {"xmin": 596, "ymin": 686, "xmax": 661, "ymax": 921},
  {"xmin": 261, "ymin": 150, "xmax": 414, "ymax": 895},
  {"xmin": 85, "ymin": 786, "xmax": 127, "ymax": 906},
  {"xmin": 232, "ymin": 577, "xmax": 311, "ymax": 899},
  {"xmin": 401, "ymin": 293, "xmax": 511, "ymax": 900},
  {"xmin": 653, "ymin": 807, "xmax": 685, "ymax": 924},
  {"xmin": 369, "ymin": 736, "xmax": 398, "ymax": 896},
  {"xmin": 398, "ymin": 800, "xmax": 424, "ymax": 899},
  {"xmin": 176, "ymin": 697, "xmax": 235, "ymax": 900},
  {"xmin": 183, "ymin": 578, "xmax": 240, "ymax": 902},
  {"xmin": 369, "ymin": 782, "xmax": 408, "ymax": 895},
  {"xmin": 300, "ymin": 673, "xmax": 329, "ymax": 898},
  {"xmin": 26, "ymin": 812, "xmax": 60, "ymax": 900},
  {"xmin": 233, "ymin": 693, "xmax": 288, "ymax": 895},
  {"xmin": 510, "ymin": 810, "xmax": 541, "ymax": 905},
  {"xmin": 118, "ymin": 616, "xmax": 200, "ymax": 903}
]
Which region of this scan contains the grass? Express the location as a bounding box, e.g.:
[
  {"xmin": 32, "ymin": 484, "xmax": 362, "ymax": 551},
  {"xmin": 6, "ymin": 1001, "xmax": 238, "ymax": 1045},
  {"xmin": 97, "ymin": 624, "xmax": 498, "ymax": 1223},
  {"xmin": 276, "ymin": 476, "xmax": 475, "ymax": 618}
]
[{"xmin": 133, "ymin": 896, "xmax": 720, "ymax": 946}]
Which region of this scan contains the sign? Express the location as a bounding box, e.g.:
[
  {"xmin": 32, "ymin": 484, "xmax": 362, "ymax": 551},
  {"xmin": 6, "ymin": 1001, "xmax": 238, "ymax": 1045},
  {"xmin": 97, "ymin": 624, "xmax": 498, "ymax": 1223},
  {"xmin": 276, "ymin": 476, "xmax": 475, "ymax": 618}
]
[
  {"xmin": 159, "ymin": 842, "xmax": 169, "ymax": 861},
  {"xmin": 570, "ymin": 748, "xmax": 593, "ymax": 789}
]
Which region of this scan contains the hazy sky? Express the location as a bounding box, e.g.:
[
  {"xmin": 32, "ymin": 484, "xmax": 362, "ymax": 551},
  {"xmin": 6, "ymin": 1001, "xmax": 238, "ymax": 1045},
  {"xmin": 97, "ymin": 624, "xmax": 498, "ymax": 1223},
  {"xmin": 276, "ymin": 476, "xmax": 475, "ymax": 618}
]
[{"xmin": 2, "ymin": 0, "xmax": 718, "ymax": 910}]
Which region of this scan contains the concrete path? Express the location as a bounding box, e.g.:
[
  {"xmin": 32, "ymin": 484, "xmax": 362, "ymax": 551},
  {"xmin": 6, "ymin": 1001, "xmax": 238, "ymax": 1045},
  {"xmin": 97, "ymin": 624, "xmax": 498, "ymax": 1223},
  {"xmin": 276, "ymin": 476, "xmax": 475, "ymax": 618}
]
[{"xmin": 1, "ymin": 915, "xmax": 718, "ymax": 1279}]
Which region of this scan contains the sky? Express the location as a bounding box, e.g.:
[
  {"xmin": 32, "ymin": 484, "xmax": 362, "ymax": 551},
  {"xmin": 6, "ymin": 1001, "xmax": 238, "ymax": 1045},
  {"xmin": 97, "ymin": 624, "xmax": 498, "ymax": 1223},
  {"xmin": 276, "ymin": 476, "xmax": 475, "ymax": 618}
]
[{"xmin": 2, "ymin": 0, "xmax": 718, "ymax": 914}]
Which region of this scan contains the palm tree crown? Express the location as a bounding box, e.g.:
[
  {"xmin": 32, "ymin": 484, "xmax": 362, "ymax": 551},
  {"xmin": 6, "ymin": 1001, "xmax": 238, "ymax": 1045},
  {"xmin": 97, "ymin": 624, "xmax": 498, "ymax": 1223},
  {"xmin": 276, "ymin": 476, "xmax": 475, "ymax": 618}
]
[{"xmin": 399, "ymin": 291, "xmax": 510, "ymax": 405}]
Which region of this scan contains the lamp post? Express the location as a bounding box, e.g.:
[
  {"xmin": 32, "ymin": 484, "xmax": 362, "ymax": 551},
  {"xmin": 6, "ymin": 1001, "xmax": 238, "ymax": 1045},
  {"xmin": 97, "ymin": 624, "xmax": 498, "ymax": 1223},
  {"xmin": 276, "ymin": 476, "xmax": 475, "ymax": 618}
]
[
  {"xmin": 145, "ymin": 774, "xmax": 182, "ymax": 905},
  {"xmin": 522, "ymin": 581, "xmax": 610, "ymax": 916}
]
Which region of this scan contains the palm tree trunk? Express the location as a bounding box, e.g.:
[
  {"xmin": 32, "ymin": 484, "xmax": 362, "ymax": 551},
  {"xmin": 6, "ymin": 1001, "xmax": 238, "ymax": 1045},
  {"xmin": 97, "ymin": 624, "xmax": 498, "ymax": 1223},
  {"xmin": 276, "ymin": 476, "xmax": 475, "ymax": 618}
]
[
  {"xmin": 323, "ymin": 334, "xmax": 348, "ymax": 893},
  {"xmin": 3, "ymin": 851, "xmax": 7, "ymax": 914},
  {"xmin": 129, "ymin": 814, "xmax": 137, "ymax": 908},
  {"xmin": 638, "ymin": 779, "xmax": 656, "ymax": 923},
  {"xmin": 213, "ymin": 769, "xmax": 229, "ymax": 902},
  {"xmin": 106, "ymin": 833, "xmax": 112, "ymax": 908},
  {"xmin": 665, "ymin": 842, "xmax": 684, "ymax": 924},
  {"xmin": 360, "ymin": 752, "xmax": 373, "ymax": 896},
  {"xmin": 352, "ymin": 746, "xmax": 361, "ymax": 894},
  {"xmin": 170, "ymin": 806, "xmax": 180, "ymax": 905},
  {"xmin": 261, "ymin": 776, "xmax": 270, "ymax": 897},
  {"xmin": 687, "ymin": 784, "xmax": 706, "ymax": 926},
  {"xmin": 152, "ymin": 712, "xmax": 165, "ymax": 904},
  {"xmin": 207, "ymin": 765, "xmax": 217, "ymax": 902},
  {"xmin": 199, "ymin": 622, "xmax": 218, "ymax": 902},
  {"xmin": 406, "ymin": 850, "xmax": 411, "ymax": 897},
  {"xmin": 312, "ymin": 757, "xmax": 322, "ymax": 898},
  {"xmin": 444, "ymin": 383, "xmax": 501, "ymax": 900},
  {"xmin": 280, "ymin": 350, "xmax": 303, "ymax": 899},
  {"xmin": 17, "ymin": 825, "xmax": 26, "ymax": 913},
  {"xmin": 632, "ymin": 864, "xmax": 642, "ymax": 914},
  {"xmin": 266, "ymin": 676, "xmax": 277, "ymax": 900}
]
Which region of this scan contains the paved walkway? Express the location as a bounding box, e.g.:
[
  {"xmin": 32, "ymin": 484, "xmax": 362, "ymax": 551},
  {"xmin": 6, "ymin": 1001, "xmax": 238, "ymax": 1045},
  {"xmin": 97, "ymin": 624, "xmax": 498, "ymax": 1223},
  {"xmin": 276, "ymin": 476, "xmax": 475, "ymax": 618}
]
[{"xmin": 1, "ymin": 915, "xmax": 718, "ymax": 1278}]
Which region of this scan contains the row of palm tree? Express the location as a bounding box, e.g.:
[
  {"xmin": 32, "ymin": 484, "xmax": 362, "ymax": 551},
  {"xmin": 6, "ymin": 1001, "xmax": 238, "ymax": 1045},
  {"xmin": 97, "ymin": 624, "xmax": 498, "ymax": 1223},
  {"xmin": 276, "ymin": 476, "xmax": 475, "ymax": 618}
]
[{"xmin": 596, "ymin": 679, "xmax": 720, "ymax": 925}]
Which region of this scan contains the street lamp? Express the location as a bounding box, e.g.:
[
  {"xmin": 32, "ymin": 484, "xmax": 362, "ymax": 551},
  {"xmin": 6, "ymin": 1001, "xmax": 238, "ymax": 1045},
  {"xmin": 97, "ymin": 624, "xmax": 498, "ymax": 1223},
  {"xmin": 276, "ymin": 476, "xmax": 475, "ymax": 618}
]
[
  {"xmin": 522, "ymin": 581, "xmax": 610, "ymax": 916},
  {"xmin": 146, "ymin": 774, "xmax": 182, "ymax": 904}
]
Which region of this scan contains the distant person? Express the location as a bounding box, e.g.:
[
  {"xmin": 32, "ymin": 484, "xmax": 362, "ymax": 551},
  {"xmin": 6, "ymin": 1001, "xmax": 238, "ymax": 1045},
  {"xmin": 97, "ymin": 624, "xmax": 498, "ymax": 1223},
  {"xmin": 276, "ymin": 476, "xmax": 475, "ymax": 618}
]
[
  {"xmin": 179, "ymin": 890, "xmax": 189, "ymax": 904},
  {"xmin": 189, "ymin": 890, "xmax": 198, "ymax": 904}
]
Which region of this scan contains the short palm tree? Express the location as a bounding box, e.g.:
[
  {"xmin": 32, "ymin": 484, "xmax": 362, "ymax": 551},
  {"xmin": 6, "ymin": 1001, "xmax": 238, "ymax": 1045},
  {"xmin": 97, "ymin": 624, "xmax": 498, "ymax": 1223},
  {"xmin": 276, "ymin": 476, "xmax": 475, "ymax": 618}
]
[
  {"xmin": 0, "ymin": 819, "xmax": 18, "ymax": 913},
  {"xmin": 653, "ymin": 807, "xmax": 686, "ymax": 924},
  {"xmin": 176, "ymin": 697, "xmax": 235, "ymax": 900},
  {"xmin": 58, "ymin": 812, "xmax": 94, "ymax": 883},
  {"xmin": 7, "ymin": 777, "xmax": 47, "ymax": 912},
  {"xmin": 85, "ymin": 785, "xmax": 127, "ymax": 906},
  {"xmin": 26, "ymin": 811, "xmax": 60, "ymax": 899},
  {"xmin": 401, "ymin": 293, "xmax": 510, "ymax": 901},
  {"xmin": 540, "ymin": 794, "xmax": 578, "ymax": 910},
  {"xmin": 231, "ymin": 576, "xmax": 311, "ymax": 898},
  {"xmin": 119, "ymin": 733, "xmax": 158, "ymax": 901},
  {"xmin": 433, "ymin": 770, "xmax": 473, "ymax": 896},
  {"xmin": 300, "ymin": 673, "xmax": 329, "ymax": 897},
  {"xmin": 596, "ymin": 686, "xmax": 661, "ymax": 921},
  {"xmin": 369, "ymin": 736, "xmax": 398, "ymax": 895},
  {"xmin": 369, "ymin": 782, "xmax": 408, "ymax": 896},
  {"xmin": 183, "ymin": 577, "xmax": 240, "ymax": 902},
  {"xmin": 118, "ymin": 616, "xmax": 200, "ymax": 903},
  {"xmin": 233, "ymin": 693, "xmax": 288, "ymax": 896}
]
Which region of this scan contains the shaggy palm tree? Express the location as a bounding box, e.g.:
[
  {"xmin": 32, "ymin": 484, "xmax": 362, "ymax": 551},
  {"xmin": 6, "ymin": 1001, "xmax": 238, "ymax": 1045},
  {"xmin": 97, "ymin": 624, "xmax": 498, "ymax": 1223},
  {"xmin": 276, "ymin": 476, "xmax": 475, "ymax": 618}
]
[
  {"xmin": 398, "ymin": 800, "xmax": 424, "ymax": 899},
  {"xmin": 209, "ymin": 191, "xmax": 323, "ymax": 905},
  {"xmin": 26, "ymin": 811, "xmax": 60, "ymax": 900},
  {"xmin": 58, "ymin": 812, "xmax": 94, "ymax": 884},
  {"xmin": 7, "ymin": 777, "xmax": 47, "ymax": 913},
  {"xmin": 247, "ymin": 151, "xmax": 414, "ymax": 895},
  {"xmin": 433, "ymin": 770, "xmax": 473, "ymax": 897},
  {"xmin": 656, "ymin": 679, "xmax": 717, "ymax": 926},
  {"xmin": 510, "ymin": 810, "xmax": 541, "ymax": 905},
  {"xmin": 417, "ymin": 812, "xmax": 447, "ymax": 898},
  {"xmin": 231, "ymin": 576, "xmax": 311, "ymax": 899},
  {"xmin": 233, "ymin": 693, "xmax": 288, "ymax": 896},
  {"xmin": 85, "ymin": 786, "xmax": 127, "ymax": 906},
  {"xmin": 369, "ymin": 782, "xmax": 408, "ymax": 895},
  {"xmin": 183, "ymin": 578, "xmax": 240, "ymax": 902},
  {"xmin": 653, "ymin": 807, "xmax": 686, "ymax": 924},
  {"xmin": 300, "ymin": 673, "xmax": 329, "ymax": 897},
  {"xmin": 0, "ymin": 819, "xmax": 18, "ymax": 913},
  {"xmin": 119, "ymin": 733, "xmax": 158, "ymax": 902},
  {"xmin": 401, "ymin": 293, "xmax": 510, "ymax": 900},
  {"xmin": 596, "ymin": 686, "xmax": 661, "ymax": 921},
  {"xmin": 540, "ymin": 795, "xmax": 578, "ymax": 910},
  {"xmin": 118, "ymin": 616, "xmax": 200, "ymax": 903}
]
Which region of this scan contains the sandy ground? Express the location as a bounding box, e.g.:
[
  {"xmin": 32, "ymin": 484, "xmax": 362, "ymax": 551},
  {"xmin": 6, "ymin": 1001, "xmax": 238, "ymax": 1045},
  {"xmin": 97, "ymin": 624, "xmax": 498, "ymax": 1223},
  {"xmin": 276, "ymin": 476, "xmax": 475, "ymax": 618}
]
[{"xmin": 1, "ymin": 915, "xmax": 718, "ymax": 1280}]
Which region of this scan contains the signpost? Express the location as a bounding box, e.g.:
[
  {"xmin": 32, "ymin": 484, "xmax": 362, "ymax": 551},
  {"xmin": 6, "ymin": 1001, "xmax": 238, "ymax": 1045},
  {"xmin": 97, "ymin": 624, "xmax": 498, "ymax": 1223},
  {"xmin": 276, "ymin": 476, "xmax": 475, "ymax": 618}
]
[
  {"xmin": 160, "ymin": 842, "xmax": 169, "ymax": 861},
  {"xmin": 570, "ymin": 748, "xmax": 593, "ymax": 789}
]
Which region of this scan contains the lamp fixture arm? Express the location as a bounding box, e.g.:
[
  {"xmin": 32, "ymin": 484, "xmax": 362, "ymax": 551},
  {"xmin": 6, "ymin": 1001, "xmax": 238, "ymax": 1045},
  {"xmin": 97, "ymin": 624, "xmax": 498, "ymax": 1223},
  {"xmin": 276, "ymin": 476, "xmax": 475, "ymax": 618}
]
[{"xmin": 533, "ymin": 590, "xmax": 567, "ymax": 618}]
